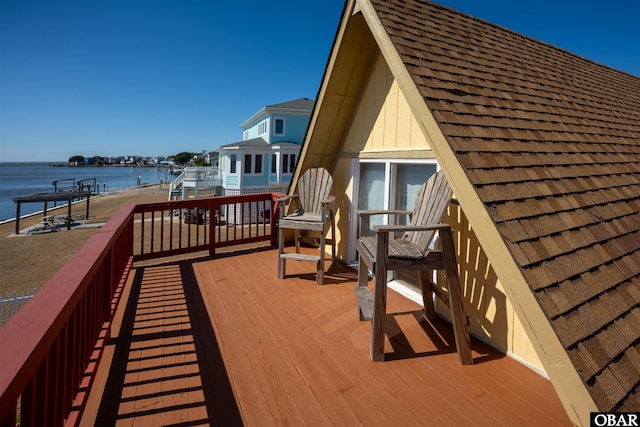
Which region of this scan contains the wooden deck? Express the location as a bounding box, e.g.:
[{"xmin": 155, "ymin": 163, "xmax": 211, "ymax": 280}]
[{"xmin": 82, "ymin": 246, "xmax": 573, "ymax": 426}]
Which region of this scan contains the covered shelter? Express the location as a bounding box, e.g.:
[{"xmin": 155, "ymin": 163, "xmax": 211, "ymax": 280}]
[{"xmin": 12, "ymin": 191, "xmax": 92, "ymax": 234}]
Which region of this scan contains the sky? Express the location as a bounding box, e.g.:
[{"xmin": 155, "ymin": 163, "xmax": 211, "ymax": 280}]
[{"xmin": 1, "ymin": 0, "xmax": 638, "ymax": 163}]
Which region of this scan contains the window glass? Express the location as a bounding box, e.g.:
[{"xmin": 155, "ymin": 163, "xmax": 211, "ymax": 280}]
[
  {"xmin": 358, "ymin": 163, "xmax": 385, "ymax": 234},
  {"xmin": 230, "ymin": 154, "xmax": 237, "ymax": 174},
  {"xmin": 244, "ymin": 154, "xmax": 252, "ymax": 174},
  {"xmin": 395, "ymin": 163, "xmax": 437, "ymax": 225},
  {"xmin": 274, "ymin": 118, "xmax": 285, "ymax": 135},
  {"xmin": 289, "ymin": 154, "xmax": 296, "ymax": 172},
  {"xmin": 282, "ymin": 154, "xmax": 295, "ymax": 174},
  {"xmin": 255, "ymin": 154, "xmax": 262, "ymax": 174},
  {"xmin": 271, "ymin": 154, "xmax": 277, "ymax": 173},
  {"xmin": 354, "ymin": 160, "xmax": 438, "ymax": 287}
]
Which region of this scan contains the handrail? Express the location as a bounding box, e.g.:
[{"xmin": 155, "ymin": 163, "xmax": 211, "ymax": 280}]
[
  {"xmin": 168, "ymin": 166, "xmax": 221, "ymax": 200},
  {"xmin": 0, "ymin": 192, "xmax": 284, "ymax": 426},
  {"xmin": 132, "ymin": 192, "xmax": 281, "ymax": 260}
]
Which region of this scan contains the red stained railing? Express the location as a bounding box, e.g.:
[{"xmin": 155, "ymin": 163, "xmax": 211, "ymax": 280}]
[
  {"xmin": 132, "ymin": 193, "xmax": 280, "ymax": 261},
  {"xmin": 0, "ymin": 193, "xmax": 283, "ymax": 427}
]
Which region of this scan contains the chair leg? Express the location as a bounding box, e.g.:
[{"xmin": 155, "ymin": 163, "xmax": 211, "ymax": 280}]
[
  {"xmin": 418, "ymin": 270, "xmax": 436, "ymax": 320},
  {"xmin": 294, "ymin": 230, "xmax": 301, "ymax": 253},
  {"xmin": 371, "ymin": 269, "xmax": 387, "ymax": 361},
  {"xmin": 357, "ymin": 252, "xmax": 369, "ymax": 321},
  {"xmin": 440, "ymin": 228, "xmax": 473, "ymax": 365},
  {"xmin": 278, "ymin": 225, "xmax": 285, "ymax": 279},
  {"xmin": 330, "ymin": 216, "xmax": 336, "ymax": 264},
  {"xmin": 371, "ymin": 239, "xmax": 388, "ymax": 362},
  {"xmin": 317, "ymin": 229, "xmax": 326, "ymax": 285}
]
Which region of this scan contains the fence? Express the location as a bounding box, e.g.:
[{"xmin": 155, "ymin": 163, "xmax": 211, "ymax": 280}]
[{"xmin": 0, "ymin": 289, "xmax": 37, "ymax": 328}]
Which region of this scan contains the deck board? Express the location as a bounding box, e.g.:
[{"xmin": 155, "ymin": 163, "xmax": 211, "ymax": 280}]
[{"xmin": 82, "ymin": 247, "xmax": 573, "ymax": 426}]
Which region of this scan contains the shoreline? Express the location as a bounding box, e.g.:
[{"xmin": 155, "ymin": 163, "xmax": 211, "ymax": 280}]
[
  {"xmin": 0, "ymin": 183, "xmax": 166, "ymax": 225},
  {"xmin": 0, "ymin": 163, "xmax": 174, "ymax": 221}
]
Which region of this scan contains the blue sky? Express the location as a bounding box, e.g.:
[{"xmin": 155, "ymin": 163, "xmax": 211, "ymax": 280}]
[{"xmin": 1, "ymin": 0, "xmax": 638, "ymax": 163}]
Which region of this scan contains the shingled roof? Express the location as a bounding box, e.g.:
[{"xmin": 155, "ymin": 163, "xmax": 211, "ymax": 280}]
[{"xmin": 365, "ymin": 0, "xmax": 640, "ymax": 414}]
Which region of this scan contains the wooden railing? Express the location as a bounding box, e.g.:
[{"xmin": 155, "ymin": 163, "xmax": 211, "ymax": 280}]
[
  {"xmin": 0, "ymin": 193, "xmax": 283, "ymax": 427},
  {"xmin": 132, "ymin": 193, "xmax": 280, "ymax": 261}
]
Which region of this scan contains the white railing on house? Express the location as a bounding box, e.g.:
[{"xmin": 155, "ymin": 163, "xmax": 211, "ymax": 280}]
[
  {"xmin": 0, "ymin": 288, "xmax": 37, "ymax": 328},
  {"xmin": 168, "ymin": 167, "xmax": 222, "ymax": 201},
  {"xmin": 224, "ymin": 186, "xmax": 289, "ymax": 224}
]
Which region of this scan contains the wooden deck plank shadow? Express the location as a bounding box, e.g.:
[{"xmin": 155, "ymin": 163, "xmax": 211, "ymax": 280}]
[
  {"xmin": 83, "ymin": 262, "xmax": 242, "ymax": 426},
  {"xmin": 82, "ymin": 247, "xmax": 573, "ymax": 426}
]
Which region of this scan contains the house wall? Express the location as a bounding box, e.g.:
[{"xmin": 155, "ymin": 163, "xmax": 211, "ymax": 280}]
[
  {"xmin": 243, "ymin": 114, "xmax": 269, "ymax": 142},
  {"xmin": 270, "ymin": 113, "xmax": 310, "ymax": 145},
  {"xmin": 444, "ymin": 203, "xmax": 543, "ymax": 371},
  {"xmin": 330, "ymin": 53, "xmax": 544, "ymax": 372},
  {"xmin": 243, "ymin": 112, "xmax": 311, "ymax": 145}
]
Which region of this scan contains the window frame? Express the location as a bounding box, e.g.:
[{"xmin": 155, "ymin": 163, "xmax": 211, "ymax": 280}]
[
  {"xmin": 273, "ymin": 117, "xmax": 286, "ymax": 136},
  {"xmin": 242, "ymin": 153, "xmax": 264, "ymax": 175},
  {"xmin": 244, "ymin": 154, "xmax": 252, "ymax": 174},
  {"xmin": 230, "ymin": 154, "xmax": 237, "ymax": 174},
  {"xmin": 282, "ymin": 153, "xmax": 296, "ymax": 174},
  {"xmin": 349, "ymin": 157, "xmax": 440, "ymax": 303},
  {"xmin": 258, "ymin": 120, "xmax": 268, "ymax": 136},
  {"xmin": 349, "ymin": 158, "xmax": 439, "ymax": 260},
  {"xmin": 255, "ymin": 154, "xmax": 262, "ymax": 174}
]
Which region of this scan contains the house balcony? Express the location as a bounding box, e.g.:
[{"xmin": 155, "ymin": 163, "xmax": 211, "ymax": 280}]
[
  {"xmin": 0, "ymin": 193, "xmax": 572, "ymax": 426},
  {"xmin": 169, "ymin": 167, "xmax": 223, "ymax": 201}
]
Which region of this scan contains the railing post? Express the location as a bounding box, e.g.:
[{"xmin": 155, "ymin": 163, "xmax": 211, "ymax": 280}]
[
  {"xmin": 209, "ymin": 199, "xmax": 216, "ymax": 257},
  {"xmin": 270, "ymin": 197, "xmax": 279, "ymax": 248}
]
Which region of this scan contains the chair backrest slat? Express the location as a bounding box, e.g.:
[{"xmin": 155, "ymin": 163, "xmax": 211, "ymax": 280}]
[
  {"xmin": 403, "ymin": 171, "xmax": 452, "ymax": 252},
  {"xmin": 298, "ymin": 167, "xmax": 333, "ymax": 214}
]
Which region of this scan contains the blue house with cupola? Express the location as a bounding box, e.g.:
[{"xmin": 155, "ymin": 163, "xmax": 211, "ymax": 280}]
[{"xmin": 217, "ymin": 98, "xmax": 314, "ymax": 197}]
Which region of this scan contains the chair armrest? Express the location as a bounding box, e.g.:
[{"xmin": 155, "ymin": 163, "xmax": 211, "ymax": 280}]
[
  {"xmin": 357, "ymin": 209, "xmax": 413, "ymax": 238},
  {"xmin": 372, "ymin": 223, "xmax": 451, "ymax": 234},
  {"xmin": 356, "ymin": 209, "xmax": 412, "ymax": 217},
  {"xmin": 321, "ymin": 195, "xmax": 335, "ymax": 211},
  {"xmin": 275, "ymin": 194, "xmax": 298, "ymax": 203},
  {"xmin": 320, "ymin": 195, "xmax": 335, "ymax": 205},
  {"xmin": 275, "ymin": 194, "xmax": 300, "ymax": 218}
]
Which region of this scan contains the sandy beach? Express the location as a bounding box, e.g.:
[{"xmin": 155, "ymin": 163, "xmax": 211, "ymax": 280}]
[{"xmin": 0, "ymin": 185, "xmax": 169, "ymax": 296}]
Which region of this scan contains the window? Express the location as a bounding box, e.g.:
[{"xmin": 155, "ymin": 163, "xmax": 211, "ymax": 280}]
[
  {"xmin": 289, "ymin": 153, "xmax": 296, "ymax": 172},
  {"xmin": 273, "ymin": 117, "xmax": 285, "ymax": 135},
  {"xmin": 352, "ymin": 159, "xmax": 438, "ymax": 249},
  {"xmin": 271, "ymin": 154, "xmax": 277, "ymax": 173},
  {"xmin": 255, "ymin": 154, "xmax": 262, "ymax": 174},
  {"xmin": 352, "ymin": 159, "xmax": 439, "ymax": 294},
  {"xmin": 282, "ymin": 153, "xmax": 296, "ymax": 174},
  {"xmin": 242, "ymin": 154, "xmax": 263, "ymax": 174},
  {"xmin": 244, "ymin": 154, "xmax": 252, "ymax": 174},
  {"xmin": 230, "ymin": 154, "xmax": 237, "ymax": 173},
  {"xmin": 258, "ymin": 120, "xmax": 268, "ymax": 136}
]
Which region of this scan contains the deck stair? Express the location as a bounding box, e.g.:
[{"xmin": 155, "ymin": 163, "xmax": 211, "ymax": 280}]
[{"xmin": 170, "ymin": 183, "xmax": 183, "ymax": 201}]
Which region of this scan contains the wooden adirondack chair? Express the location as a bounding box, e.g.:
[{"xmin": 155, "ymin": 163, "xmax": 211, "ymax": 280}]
[
  {"xmin": 355, "ymin": 171, "xmax": 473, "ymax": 364},
  {"xmin": 277, "ymin": 167, "xmax": 336, "ymax": 285}
]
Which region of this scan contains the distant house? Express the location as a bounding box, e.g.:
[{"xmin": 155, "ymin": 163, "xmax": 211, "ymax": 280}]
[
  {"xmin": 290, "ymin": 1, "xmax": 640, "ymax": 425},
  {"xmin": 217, "ymin": 98, "xmax": 315, "ymax": 197}
]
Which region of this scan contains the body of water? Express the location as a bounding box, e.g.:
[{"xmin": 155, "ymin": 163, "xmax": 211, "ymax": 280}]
[{"xmin": 0, "ymin": 162, "xmax": 172, "ymax": 221}]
